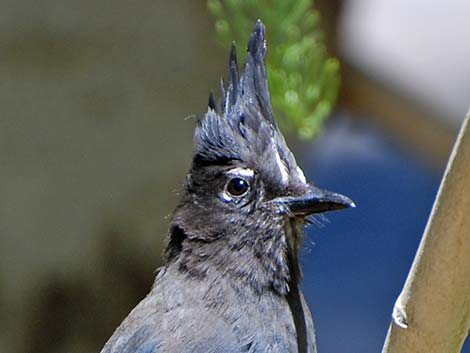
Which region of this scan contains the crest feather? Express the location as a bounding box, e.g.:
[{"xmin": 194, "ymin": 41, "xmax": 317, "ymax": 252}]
[{"xmin": 193, "ymin": 20, "xmax": 303, "ymax": 188}]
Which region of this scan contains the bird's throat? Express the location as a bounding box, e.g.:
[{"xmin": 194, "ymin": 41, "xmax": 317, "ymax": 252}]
[{"xmin": 169, "ymin": 218, "xmax": 304, "ymax": 297}]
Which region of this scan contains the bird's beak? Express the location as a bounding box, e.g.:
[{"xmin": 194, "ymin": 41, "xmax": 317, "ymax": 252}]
[{"xmin": 274, "ymin": 185, "xmax": 355, "ymax": 216}]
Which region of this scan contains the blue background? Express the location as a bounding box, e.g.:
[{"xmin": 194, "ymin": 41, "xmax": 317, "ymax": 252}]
[{"xmin": 298, "ymin": 114, "xmax": 469, "ymax": 353}]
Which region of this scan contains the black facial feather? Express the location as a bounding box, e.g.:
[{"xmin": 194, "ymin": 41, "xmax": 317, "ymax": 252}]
[{"xmin": 208, "ymin": 91, "xmax": 217, "ymax": 111}]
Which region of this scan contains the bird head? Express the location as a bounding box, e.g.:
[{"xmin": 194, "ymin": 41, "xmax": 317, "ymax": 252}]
[{"xmin": 166, "ymin": 21, "xmax": 354, "ymax": 295}]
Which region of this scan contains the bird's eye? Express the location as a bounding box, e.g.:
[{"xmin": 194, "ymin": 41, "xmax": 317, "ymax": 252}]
[{"xmin": 226, "ymin": 177, "xmax": 249, "ymax": 197}]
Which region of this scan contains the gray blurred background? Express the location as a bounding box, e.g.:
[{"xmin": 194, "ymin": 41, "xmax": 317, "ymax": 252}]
[{"xmin": 1, "ymin": 1, "xmax": 469, "ymax": 353}]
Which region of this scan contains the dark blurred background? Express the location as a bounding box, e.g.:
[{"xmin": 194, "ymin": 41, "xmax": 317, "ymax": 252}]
[{"xmin": 1, "ymin": 1, "xmax": 469, "ymax": 353}]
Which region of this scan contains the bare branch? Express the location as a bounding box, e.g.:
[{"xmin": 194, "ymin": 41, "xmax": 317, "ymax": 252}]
[{"xmin": 382, "ymin": 113, "xmax": 470, "ymax": 353}]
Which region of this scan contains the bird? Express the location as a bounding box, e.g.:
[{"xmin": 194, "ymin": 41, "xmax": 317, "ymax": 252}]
[{"xmin": 100, "ymin": 20, "xmax": 354, "ymax": 353}]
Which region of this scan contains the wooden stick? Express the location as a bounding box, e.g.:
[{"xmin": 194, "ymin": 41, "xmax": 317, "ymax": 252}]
[{"xmin": 382, "ymin": 114, "xmax": 470, "ymax": 353}]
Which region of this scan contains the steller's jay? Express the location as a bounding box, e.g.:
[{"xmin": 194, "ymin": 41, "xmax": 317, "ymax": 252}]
[{"xmin": 101, "ymin": 20, "xmax": 354, "ymax": 353}]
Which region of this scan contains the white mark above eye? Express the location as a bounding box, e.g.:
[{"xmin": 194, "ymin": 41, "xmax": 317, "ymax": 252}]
[
  {"xmin": 274, "ymin": 149, "xmax": 289, "ymax": 184},
  {"xmin": 296, "ymin": 166, "xmax": 307, "ymax": 184},
  {"xmin": 226, "ymin": 167, "xmax": 254, "ymax": 178}
]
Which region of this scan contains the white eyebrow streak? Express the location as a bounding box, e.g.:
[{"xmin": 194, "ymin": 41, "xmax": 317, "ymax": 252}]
[
  {"xmin": 274, "ymin": 149, "xmax": 289, "ymax": 184},
  {"xmin": 227, "ymin": 167, "xmax": 254, "ymax": 178},
  {"xmin": 296, "ymin": 166, "xmax": 307, "ymax": 184}
]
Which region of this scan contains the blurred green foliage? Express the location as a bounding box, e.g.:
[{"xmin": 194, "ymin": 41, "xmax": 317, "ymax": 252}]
[{"xmin": 208, "ymin": 0, "xmax": 340, "ymax": 139}]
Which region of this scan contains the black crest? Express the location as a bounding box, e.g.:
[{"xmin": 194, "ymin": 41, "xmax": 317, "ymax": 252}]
[{"xmin": 193, "ymin": 20, "xmax": 305, "ymax": 188}]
